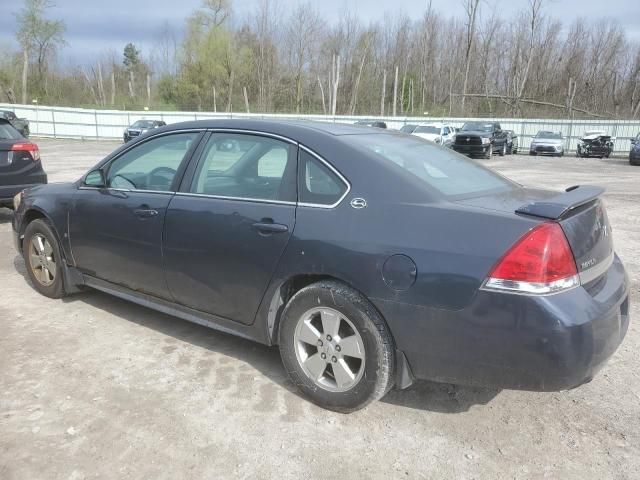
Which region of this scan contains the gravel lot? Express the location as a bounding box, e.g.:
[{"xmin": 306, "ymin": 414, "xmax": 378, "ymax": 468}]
[{"xmin": 1, "ymin": 138, "xmax": 639, "ymax": 480}]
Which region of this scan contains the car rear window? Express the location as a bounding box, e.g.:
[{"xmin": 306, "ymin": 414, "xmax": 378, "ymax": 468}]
[
  {"xmin": 414, "ymin": 126, "xmax": 439, "ymax": 134},
  {"xmin": 536, "ymin": 132, "xmax": 562, "ymax": 139},
  {"xmin": 0, "ymin": 122, "xmax": 23, "ymax": 140},
  {"xmin": 346, "ymin": 134, "xmax": 514, "ymax": 197},
  {"xmin": 131, "ymin": 120, "xmax": 156, "ymax": 128}
]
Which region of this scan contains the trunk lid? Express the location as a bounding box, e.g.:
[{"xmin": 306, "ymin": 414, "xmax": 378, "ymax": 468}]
[
  {"xmin": 0, "ymin": 139, "xmax": 14, "ymax": 169},
  {"xmin": 457, "ymin": 185, "xmax": 614, "ymax": 285},
  {"xmin": 0, "ymin": 140, "xmax": 39, "ymax": 184}
]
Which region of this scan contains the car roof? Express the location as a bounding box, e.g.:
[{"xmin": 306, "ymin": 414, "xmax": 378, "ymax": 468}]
[{"xmin": 159, "ymin": 118, "xmax": 393, "ymax": 137}]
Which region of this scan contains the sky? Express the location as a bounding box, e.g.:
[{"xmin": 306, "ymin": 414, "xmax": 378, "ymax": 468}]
[{"xmin": 0, "ymin": 0, "xmax": 639, "ymax": 65}]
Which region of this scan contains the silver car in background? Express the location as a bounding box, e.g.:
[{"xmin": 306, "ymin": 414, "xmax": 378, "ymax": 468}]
[{"xmin": 529, "ymin": 131, "xmax": 565, "ymax": 157}]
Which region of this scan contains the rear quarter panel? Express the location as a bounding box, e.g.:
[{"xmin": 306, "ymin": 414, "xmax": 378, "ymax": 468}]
[{"xmin": 274, "ymin": 198, "xmax": 540, "ymax": 311}]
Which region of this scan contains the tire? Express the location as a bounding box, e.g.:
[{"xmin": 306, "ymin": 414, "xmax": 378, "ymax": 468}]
[
  {"xmin": 278, "ymin": 280, "xmax": 395, "ymax": 413},
  {"xmin": 22, "ymin": 219, "xmax": 67, "ymax": 299},
  {"xmin": 484, "ymin": 146, "xmax": 492, "ymax": 160},
  {"xmin": 513, "ymin": 148, "xmax": 518, "ymax": 154},
  {"xmin": 499, "ymin": 143, "xmax": 506, "ymax": 156},
  {"xmin": 529, "ymin": 151, "xmax": 536, "ymax": 156}
]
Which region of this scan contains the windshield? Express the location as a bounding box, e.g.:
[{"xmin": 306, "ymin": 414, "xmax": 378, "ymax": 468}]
[
  {"xmin": 461, "ymin": 122, "xmax": 493, "ymax": 133},
  {"xmin": 131, "ymin": 120, "xmax": 156, "ymax": 128},
  {"xmin": 414, "ymin": 126, "xmax": 440, "ymax": 134},
  {"xmin": 345, "ymin": 134, "xmax": 513, "ymax": 197},
  {"xmin": 535, "ymin": 131, "xmax": 562, "ymax": 139},
  {"xmin": 400, "ymin": 125, "xmax": 417, "ymax": 133},
  {"xmin": 0, "ymin": 122, "xmax": 23, "ymax": 140}
]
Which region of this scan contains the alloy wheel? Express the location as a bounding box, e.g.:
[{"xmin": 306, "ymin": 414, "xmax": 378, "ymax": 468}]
[
  {"xmin": 28, "ymin": 233, "xmax": 56, "ymax": 286},
  {"xmin": 293, "ymin": 307, "xmax": 366, "ymax": 392}
]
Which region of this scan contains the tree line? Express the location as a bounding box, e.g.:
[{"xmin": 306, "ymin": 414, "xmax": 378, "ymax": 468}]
[{"xmin": 1, "ymin": 0, "xmax": 640, "ymax": 119}]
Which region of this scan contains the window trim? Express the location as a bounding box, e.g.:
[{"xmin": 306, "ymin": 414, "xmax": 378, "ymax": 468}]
[
  {"xmin": 297, "ymin": 145, "xmax": 351, "ymax": 209},
  {"xmin": 186, "ymin": 130, "xmax": 298, "ymax": 204},
  {"xmin": 202, "ymin": 131, "xmax": 351, "ymax": 208},
  {"xmin": 79, "ymin": 129, "xmax": 205, "ymax": 193},
  {"xmin": 174, "ymin": 191, "xmax": 296, "ymax": 206},
  {"xmin": 78, "ymin": 127, "xmax": 352, "ymax": 209}
]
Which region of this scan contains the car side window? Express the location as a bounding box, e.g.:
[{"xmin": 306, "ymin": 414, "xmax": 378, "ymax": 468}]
[
  {"xmin": 298, "ymin": 150, "xmax": 348, "ymax": 206},
  {"xmin": 106, "ymin": 132, "xmax": 199, "ymax": 191},
  {"xmin": 190, "ymin": 133, "xmax": 295, "ymax": 202}
]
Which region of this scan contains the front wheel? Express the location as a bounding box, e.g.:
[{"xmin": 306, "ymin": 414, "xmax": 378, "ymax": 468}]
[
  {"xmin": 278, "ymin": 281, "xmax": 395, "ymax": 412},
  {"xmin": 484, "ymin": 146, "xmax": 493, "ymax": 159},
  {"xmin": 499, "ymin": 143, "xmax": 506, "ymax": 156},
  {"xmin": 22, "ymin": 219, "xmax": 67, "ymax": 299}
]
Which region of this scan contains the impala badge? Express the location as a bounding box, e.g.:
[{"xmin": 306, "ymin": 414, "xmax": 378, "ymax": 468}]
[{"xmin": 350, "ymin": 198, "xmax": 367, "ymax": 209}]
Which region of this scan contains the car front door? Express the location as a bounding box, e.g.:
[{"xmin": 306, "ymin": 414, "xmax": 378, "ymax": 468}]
[
  {"xmin": 163, "ymin": 132, "xmax": 297, "ymax": 325},
  {"xmin": 69, "ymin": 131, "xmax": 203, "ymax": 299}
]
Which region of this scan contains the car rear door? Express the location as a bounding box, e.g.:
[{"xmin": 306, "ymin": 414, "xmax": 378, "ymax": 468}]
[
  {"xmin": 162, "ymin": 131, "xmax": 297, "ymax": 325},
  {"xmin": 69, "ymin": 131, "xmax": 203, "ymax": 299}
]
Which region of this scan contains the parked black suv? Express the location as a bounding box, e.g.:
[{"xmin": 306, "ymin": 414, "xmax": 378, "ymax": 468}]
[
  {"xmin": 1, "ymin": 110, "xmax": 30, "ymax": 137},
  {"xmin": 452, "ymin": 122, "xmax": 508, "ymax": 159},
  {"xmin": 123, "ymin": 120, "xmax": 166, "ymax": 143},
  {"xmin": 0, "ymin": 119, "xmax": 46, "ymax": 208}
]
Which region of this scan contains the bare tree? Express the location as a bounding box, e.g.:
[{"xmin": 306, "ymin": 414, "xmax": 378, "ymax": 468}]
[
  {"xmin": 461, "ymin": 0, "xmax": 480, "ymax": 115},
  {"xmin": 15, "ymin": 0, "xmax": 65, "ymax": 103},
  {"xmin": 285, "ymin": 3, "xmax": 324, "ymax": 113}
]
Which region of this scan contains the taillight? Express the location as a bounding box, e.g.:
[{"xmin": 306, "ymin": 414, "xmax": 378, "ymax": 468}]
[
  {"xmin": 482, "ymin": 222, "xmax": 579, "ymax": 295},
  {"xmin": 11, "ymin": 142, "xmax": 40, "ymax": 161}
]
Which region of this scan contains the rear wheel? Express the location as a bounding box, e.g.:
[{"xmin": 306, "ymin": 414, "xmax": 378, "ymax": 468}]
[
  {"xmin": 22, "ymin": 219, "xmax": 66, "ymax": 299},
  {"xmin": 278, "ymin": 280, "xmax": 395, "ymax": 412}
]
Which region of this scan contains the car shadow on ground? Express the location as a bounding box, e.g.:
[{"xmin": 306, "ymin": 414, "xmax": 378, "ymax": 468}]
[
  {"xmin": 12, "ymin": 252, "xmax": 499, "ymax": 414},
  {"xmin": 0, "ymin": 207, "xmax": 13, "ymax": 224}
]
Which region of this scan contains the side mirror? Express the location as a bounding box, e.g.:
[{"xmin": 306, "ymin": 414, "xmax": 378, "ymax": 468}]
[
  {"xmin": 631, "ymin": 138, "xmax": 637, "ymax": 145},
  {"xmin": 84, "ymin": 169, "xmax": 106, "ymax": 188}
]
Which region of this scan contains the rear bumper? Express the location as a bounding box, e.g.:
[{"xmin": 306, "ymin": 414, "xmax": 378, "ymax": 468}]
[
  {"xmin": 375, "ymin": 254, "xmax": 630, "ymax": 391},
  {"xmin": 452, "ymin": 144, "xmax": 490, "ymax": 157},
  {"xmin": 0, "ymin": 176, "xmax": 47, "ymax": 205}
]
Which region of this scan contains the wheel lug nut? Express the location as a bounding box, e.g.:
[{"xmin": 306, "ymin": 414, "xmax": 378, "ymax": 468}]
[
  {"xmin": 317, "ymin": 340, "xmax": 323, "ymax": 347},
  {"xmin": 332, "ymin": 356, "xmax": 337, "ymax": 363},
  {"xmin": 326, "ymin": 335, "xmax": 332, "ymax": 341},
  {"xmin": 321, "ymin": 353, "xmax": 326, "ymax": 359},
  {"xmin": 335, "ymin": 345, "xmax": 341, "ymax": 352}
]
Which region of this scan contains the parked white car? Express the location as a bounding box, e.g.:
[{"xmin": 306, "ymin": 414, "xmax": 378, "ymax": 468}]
[{"xmin": 411, "ymin": 123, "xmax": 456, "ymax": 146}]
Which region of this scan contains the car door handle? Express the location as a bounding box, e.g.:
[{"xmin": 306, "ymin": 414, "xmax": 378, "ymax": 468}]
[
  {"xmin": 133, "ymin": 208, "xmax": 159, "ymax": 218},
  {"xmin": 252, "ymin": 221, "xmax": 288, "ymax": 234}
]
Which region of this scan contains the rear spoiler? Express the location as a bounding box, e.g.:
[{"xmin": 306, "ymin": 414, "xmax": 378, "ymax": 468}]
[{"xmin": 515, "ymin": 185, "xmax": 604, "ymax": 220}]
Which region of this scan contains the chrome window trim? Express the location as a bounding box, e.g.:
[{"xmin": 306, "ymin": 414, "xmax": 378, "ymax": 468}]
[
  {"xmin": 78, "ymin": 186, "xmax": 174, "ymax": 195},
  {"xmin": 298, "ymin": 145, "xmax": 351, "ymax": 209},
  {"xmin": 80, "ymin": 129, "xmax": 206, "ymax": 185},
  {"xmin": 175, "ymin": 192, "xmax": 296, "ymax": 206},
  {"xmin": 207, "ymin": 128, "xmax": 298, "ymax": 145},
  {"xmin": 579, "ymin": 251, "xmax": 614, "ymax": 285},
  {"xmin": 79, "ymin": 128, "xmax": 352, "ymax": 209}
]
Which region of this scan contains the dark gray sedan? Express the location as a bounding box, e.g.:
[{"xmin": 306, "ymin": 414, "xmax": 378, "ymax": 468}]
[{"xmin": 11, "ymin": 120, "xmax": 630, "ymax": 412}]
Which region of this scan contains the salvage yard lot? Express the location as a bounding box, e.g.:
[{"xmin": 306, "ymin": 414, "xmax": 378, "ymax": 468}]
[{"xmin": 1, "ymin": 138, "xmax": 639, "ymax": 479}]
